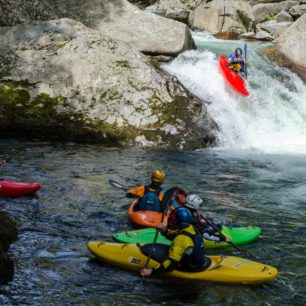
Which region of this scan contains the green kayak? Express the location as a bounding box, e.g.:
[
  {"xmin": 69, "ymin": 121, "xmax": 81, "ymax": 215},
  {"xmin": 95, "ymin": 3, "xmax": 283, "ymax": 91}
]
[{"xmin": 113, "ymin": 226, "xmax": 261, "ymax": 249}]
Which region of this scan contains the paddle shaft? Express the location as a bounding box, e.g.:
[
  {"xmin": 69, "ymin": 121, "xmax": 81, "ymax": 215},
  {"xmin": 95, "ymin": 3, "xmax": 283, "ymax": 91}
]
[
  {"xmin": 143, "ymin": 188, "xmax": 178, "ymax": 269},
  {"xmin": 244, "ymin": 43, "xmax": 248, "ymax": 79},
  {"xmin": 200, "ymin": 214, "xmax": 257, "ymax": 258}
]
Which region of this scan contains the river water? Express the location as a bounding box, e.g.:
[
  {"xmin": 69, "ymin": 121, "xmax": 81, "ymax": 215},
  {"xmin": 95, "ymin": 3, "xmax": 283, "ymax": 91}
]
[{"xmin": 0, "ymin": 33, "xmax": 306, "ymax": 306}]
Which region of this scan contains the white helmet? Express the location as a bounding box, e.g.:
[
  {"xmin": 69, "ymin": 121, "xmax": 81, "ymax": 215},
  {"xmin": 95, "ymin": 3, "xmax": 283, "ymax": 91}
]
[{"xmin": 186, "ymin": 194, "xmax": 203, "ymax": 208}]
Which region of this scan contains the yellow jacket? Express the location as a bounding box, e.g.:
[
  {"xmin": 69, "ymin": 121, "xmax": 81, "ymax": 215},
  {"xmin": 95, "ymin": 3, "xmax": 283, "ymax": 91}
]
[{"xmin": 154, "ymin": 224, "xmax": 196, "ymax": 272}]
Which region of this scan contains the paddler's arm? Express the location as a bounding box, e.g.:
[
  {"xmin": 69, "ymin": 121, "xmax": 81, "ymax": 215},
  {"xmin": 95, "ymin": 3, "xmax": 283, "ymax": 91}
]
[
  {"xmin": 140, "ymin": 236, "xmax": 190, "ymax": 277},
  {"xmin": 126, "ymin": 186, "xmax": 145, "ymax": 198}
]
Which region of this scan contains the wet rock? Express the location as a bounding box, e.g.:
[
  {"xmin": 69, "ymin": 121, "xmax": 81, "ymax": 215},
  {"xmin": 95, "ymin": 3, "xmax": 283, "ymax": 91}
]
[
  {"xmin": 0, "ymin": 211, "xmax": 19, "ymax": 284},
  {"xmin": 0, "ymin": 19, "xmax": 215, "ymax": 149}
]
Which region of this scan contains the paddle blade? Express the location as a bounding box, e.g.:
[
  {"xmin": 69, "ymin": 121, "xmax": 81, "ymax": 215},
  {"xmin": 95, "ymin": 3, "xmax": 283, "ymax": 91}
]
[{"xmin": 108, "ymin": 179, "xmax": 129, "ymax": 191}]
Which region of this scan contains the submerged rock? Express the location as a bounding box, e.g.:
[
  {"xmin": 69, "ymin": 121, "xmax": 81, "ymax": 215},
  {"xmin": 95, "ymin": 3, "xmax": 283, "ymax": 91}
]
[{"xmin": 0, "ymin": 19, "xmax": 215, "ymax": 149}]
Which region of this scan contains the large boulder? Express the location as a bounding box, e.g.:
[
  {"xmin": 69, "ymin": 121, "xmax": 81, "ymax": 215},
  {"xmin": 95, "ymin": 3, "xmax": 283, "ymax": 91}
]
[
  {"xmin": 256, "ymin": 20, "xmax": 293, "ymax": 39},
  {"xmin": 94, "ymin": 0, "xmax": 196, "ymax": 56},
  {"xmin": 0, "ymin": 0, "xmax": 195, "ymax": 57},
  {"xmin": 189, "ymin": 0, "xmax": 255, "ymax": 34},
  {"xmin": 275, "ymin": 13, "xmax": 306, "ymax": 82},
  {"xmin": 252, "ymin": 1, "xmax": 298, "ymax": 23},
  {"xmin": 0, "ymin": 19, "xmax": 215, "ymax": 148},
  {"xmin": 0, "ymin": 211, "xmax": 19, "ymax": 284}
]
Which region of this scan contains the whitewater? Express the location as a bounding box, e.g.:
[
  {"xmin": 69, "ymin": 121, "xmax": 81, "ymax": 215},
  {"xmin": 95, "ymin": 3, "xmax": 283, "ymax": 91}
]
[{"xmin": 163, "ymin": 32, "xmax": 306, "ymax": 155}]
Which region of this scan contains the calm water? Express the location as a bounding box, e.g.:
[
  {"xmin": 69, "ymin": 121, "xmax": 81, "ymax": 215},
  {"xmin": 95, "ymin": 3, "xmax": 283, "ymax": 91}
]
[{"xmin": 0, "ymin": 140, "xmax": 305, "ymax": 305}]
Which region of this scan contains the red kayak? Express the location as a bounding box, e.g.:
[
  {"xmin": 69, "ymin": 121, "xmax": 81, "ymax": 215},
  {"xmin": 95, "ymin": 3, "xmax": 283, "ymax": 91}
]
[
  {"xmin": 219, "ymin": 55, "xmax": 249, "ymax": 96},
  {"xmin": 0, "ymin": 180, "xmax": 41, "ymax": 197}
]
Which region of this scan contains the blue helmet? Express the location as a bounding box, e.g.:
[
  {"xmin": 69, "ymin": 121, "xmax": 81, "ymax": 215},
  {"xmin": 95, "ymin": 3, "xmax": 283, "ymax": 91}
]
[{"xmin": 175, "ymin": 207, "xmax": 191, "ymax": 226}]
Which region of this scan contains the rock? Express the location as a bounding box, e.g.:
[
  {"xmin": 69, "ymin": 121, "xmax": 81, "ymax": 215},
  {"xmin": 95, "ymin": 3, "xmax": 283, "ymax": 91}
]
[
  {"xmin": 300, "ymin": 0, "xmax": 306, "ymax": 4},
  {"xmin": 254, "ymin": 30, "xmax": 274, "ymax": 40},
  {"xmin": 95, "ymin": 1, "xmax": 196, "ymax": 56},
  {"xmin": 289, "ymin": 4, "xmax": 306, "ymax": 18},
  {"xmin": 165, "ymin": 8, "xmax": 190, "ymax": 24},
  {"xmin": 189, "ymin": 0, "xmax": 255, "ymax": 34},
  {"xmin": 252, "ymin": 1, "xmax": 298, "ymax": 23},
  {"xmin": 0, "ymin": 19, "xmax": 215, "ymax": 149},
  {"xmin": 147, "ymin": 0, "xmax": 202, "ymax": 11},
  {"xmin": 128, "ymin": 0, "xmax": 158, "ymax": 9},
  {"xmin": 0, "ymin": 211, "xmax": 19, "ymax": 284},
  {"xmin": 276, "ymin": 10, "xmax": 293, "ymax": 22},
  {"xmin": 0, "ymin": 0, "xmax": 196, "ymax": 57},
  {"xmin": 256, "ymin": 20, "xmax": 293, "ymax": 39},
  {"xmin": 214, "ymin": 31, "xmax": 241, "ymax": 40},
  {"xmin": 276, "ymin": 13, "xmax": 306, "ymax": 82}
]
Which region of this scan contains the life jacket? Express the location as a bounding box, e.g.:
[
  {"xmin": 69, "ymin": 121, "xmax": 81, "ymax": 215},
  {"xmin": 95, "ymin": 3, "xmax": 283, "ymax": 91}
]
[
  {"xmin": 138, "ymin": 184, "xmax": 163, "ymax": 212},
  {"xmin": 179, "ymin": 227, "xmax": 205, "ymax": 266}
]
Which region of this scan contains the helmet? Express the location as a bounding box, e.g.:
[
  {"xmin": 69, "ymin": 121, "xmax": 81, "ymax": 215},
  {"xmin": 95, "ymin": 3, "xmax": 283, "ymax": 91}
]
[
  {"xmin": 175, "ymin": 207, "xmax": 192, "ymax": 226},
  {"xmin": 235, "ymin": 48, "xmax": 243, "ymax": 57},
  {"xmin": 151, "ymin": 169, "xmax": 165, "ymax": 183},
  {"xmin": 186, "ymin": 194, "xmax": 203, "ymax": 208}
]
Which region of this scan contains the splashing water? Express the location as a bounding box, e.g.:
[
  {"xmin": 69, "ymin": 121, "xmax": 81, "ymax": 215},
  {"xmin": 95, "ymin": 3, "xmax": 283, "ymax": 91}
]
[{"xmin": 163, "ymin": 33, "xmax": 306, "ymax": 155}]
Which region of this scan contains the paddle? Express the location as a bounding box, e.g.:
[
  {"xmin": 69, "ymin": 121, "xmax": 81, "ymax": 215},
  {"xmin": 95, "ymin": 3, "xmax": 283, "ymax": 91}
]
[
  {"xmin": 244, "ymin": 43, "xmax": 248, "ymax": 80},
  {"xmin": 108, "ymin": 179, "xmax": 130, "ymax": 191},
  {"xmin": 143, "ymin": 187, "xmax": 179, "ymax": 270},
  {"xmin": 199, "ymin": 214, "xmax": 258, "ymax": 259}
]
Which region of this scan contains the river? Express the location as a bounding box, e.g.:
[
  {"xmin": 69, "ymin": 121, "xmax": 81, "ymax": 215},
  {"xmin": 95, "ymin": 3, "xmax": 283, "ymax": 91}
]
[{"xmin": 0, "ymin": 33, "xmax": 306, "ymax": 306}]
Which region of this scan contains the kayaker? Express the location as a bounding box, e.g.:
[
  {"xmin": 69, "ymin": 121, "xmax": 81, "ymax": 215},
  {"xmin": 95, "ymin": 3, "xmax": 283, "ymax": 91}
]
[
  {"xmin": 228, "ymin": 48, "xmax": 246, "ymax": 78},
  {"xmin": 140, "ymin": 207, "xmax": 230, "ymax": 277},
  {"xmin": 126, "ymin": 169, "xmax": 167, "ymax": 212},
  {"xmin": 168, "ymin": 194, "xmax": 227, "ymax": 242}
]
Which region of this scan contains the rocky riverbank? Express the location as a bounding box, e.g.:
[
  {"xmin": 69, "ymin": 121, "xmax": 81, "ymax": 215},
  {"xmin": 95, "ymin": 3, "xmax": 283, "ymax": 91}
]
[{"xmin": 0, "ymin": 211, "xmax": 19, "ymax": 284}]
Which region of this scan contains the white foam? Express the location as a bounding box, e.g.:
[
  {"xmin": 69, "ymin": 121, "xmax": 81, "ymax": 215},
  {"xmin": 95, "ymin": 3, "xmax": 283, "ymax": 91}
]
[{"xmin": 163, "ymin": 38, "xmax": 306, "ymax": 155}]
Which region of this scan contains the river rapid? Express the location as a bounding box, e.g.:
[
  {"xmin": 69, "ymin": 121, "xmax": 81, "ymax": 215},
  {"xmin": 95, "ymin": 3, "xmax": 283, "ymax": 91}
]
[{"xmin": 0, "ymin": 34, "xmax": 306, "ymax": 305}]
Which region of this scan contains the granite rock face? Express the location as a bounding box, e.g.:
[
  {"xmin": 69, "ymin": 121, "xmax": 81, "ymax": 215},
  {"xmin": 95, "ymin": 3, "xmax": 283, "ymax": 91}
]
[{"xmin": 0, "ymin": 19, "xmax": 215, "ymax": 149}]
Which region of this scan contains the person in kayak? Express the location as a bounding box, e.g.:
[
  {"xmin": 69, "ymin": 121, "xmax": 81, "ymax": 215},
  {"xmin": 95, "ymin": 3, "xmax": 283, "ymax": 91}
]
[
  {"xmin": 126, "ymin": 169, "xmax": 167, "ymax": 212},
  {"xmin": 140, "ymin": 207, "xmax": 230, "ymax": 277},
  {"xmin": 228, "ymin": 48, "xmax": 246, "ymax": 78},
  {"xmin": 168, "ymin": 194, "xmax": 227, "ymax": 242}
]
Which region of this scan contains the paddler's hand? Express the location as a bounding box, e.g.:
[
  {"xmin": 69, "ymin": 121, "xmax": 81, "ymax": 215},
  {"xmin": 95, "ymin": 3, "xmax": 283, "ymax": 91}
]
[
  {"xmin": 140, "ymin": 268, "xmax": 152, "ymax": 277},
  {"xmin": 156, "ymin": 223, "xmax": 167, "ymax": 233},
  {"xmin": 225, "ymin": 237, "xmax": 232, "ymax": 243}
]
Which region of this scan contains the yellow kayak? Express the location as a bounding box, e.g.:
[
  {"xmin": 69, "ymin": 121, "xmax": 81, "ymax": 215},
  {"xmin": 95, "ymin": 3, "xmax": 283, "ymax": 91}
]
[{"xmin": 87, "ymin": 241, "xmax": 278, "ymax": 285}]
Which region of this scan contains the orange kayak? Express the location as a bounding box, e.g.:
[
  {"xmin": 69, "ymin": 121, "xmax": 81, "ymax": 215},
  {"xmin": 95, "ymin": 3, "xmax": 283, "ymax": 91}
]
[{"xmin": 128, "ymin": 199, "xmax": 168, "ymax": 228}]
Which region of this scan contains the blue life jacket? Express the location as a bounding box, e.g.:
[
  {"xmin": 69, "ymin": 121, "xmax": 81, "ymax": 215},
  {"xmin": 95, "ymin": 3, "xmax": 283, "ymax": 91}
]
[
  {"xmin": 228, "ymin": 54, "xmax": 245, "ymax": 72},
  {"xmin": 138, "ymin": 185, "xmax": 163, "ymax": 212},
  {"xmin": 180, "ymin": 229, "xmax": 205, "ymax": 265}
]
